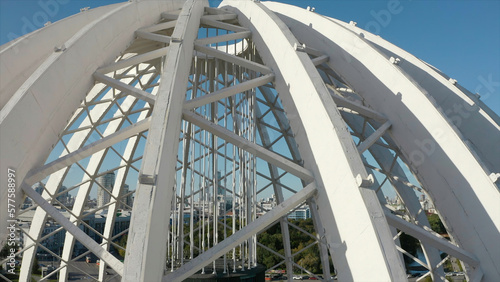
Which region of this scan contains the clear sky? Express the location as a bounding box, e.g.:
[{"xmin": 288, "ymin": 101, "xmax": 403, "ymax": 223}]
[{"xmin": 1, "ymin": 0, "xmax": 499, "ymax": 114}]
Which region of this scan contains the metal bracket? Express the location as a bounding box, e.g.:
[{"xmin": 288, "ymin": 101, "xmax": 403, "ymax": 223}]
[
  {"xmin": 139, "ymin": 174, "xmax": 157, "ymax": 185},
  {"xmin": 389, "ymin": 56, "xmax": 401, "ymax": 65},
  {"xmin": 356, "ymin": 174, "xmax": 374, "ymax": 188},
  {"xmin": 54, "ymin": 44, "xmax": 66, "ymax": 52},
  {"xmin": 489, "ymin": 172, "xmax": 500, "ymax": 183},
  {"xmin": 171, "ymin": 37, "xmax": 183, "ymax": 43}
]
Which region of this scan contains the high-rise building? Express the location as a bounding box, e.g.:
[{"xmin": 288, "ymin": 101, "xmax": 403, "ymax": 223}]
[
  {"xmin": 217, "ymin": 171, "xmax": 225, "ymax": 196},
  {"xmin": 288, "ymin": 205, "xmax": 311, "ymax": 220},
  {"xmin": 56, "ymin": 185, "xmax": 69, "ymax": 206},
  {"xmin": 119, "ymin": 184, "xmax": 134, "ymax": 210},
  {"xmin": 34, "ymin": 183, "xmax": 44, "ymax": 195},
  {"xmin": 97, "ymin": 172, "xmax": 115, "ymax": 208}
]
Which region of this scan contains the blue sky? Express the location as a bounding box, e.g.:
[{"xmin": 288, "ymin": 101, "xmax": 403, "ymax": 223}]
[
  {"xmin": 1, "ymin": 0, "xmax": 499, "ymax": 114},
  {"xmin": 1, "ymin": 0, "xmax": 497, "ymax": 201}
]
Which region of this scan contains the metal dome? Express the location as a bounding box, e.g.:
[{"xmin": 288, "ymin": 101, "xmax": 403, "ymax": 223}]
[{"xmin": 1, "ymin": 0, "xmax": 499, "ymax": 281}]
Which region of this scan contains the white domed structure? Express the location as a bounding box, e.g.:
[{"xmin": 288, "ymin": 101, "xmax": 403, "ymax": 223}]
[{"xmin": 1, "ymin": 0, "xmax": 499, "ymax": 281}]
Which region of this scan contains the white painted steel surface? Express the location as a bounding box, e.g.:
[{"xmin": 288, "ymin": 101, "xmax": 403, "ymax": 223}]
[
  {"xmin": 220, "ymin": 1, "xmax": 405, "ymax": 280},
  {"xmin": 0, "ymin": 0, "xmax": 184, "ymax": 253},
  {"xmin": 123, "ymin": 1, "xmax": 206, "ymax": 281},
  {"xmin": 1, "ymin": 1, "xmax": 499, "ymax": 281},
  {"xmin": 264, "ymin": 2, "xmax": 500, "ymax": 280}
]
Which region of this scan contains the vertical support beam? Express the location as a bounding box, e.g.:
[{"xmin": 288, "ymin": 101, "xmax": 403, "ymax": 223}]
[
  {"xmin": 57, "ymin": 94, "xmax": 142, "ymax": 281},
  {"xmin": 122, "ymin": 1, "xmax": 207, "ymax": 281},
  {"xmin": 177, "ymin": 121, "xmax": 192, "ymax": 264}
]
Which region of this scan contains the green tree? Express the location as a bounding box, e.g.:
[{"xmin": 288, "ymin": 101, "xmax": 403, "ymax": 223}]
[
  {"xmin": 0, "ymin": 242, "xmax": 9, "ymax": 258},
  {"xmin": 256, "ymin": 219, "xmax": 328, "ymax": 274},
  {"xmin": 399, "ymin": 232, "xmax": 419, "ymax": 264},
  {"xmin": 427, "ymin": 214, "xmax": 446, "ymax": 234},
  {"xmin": 33, "ymin": 256, "xmax": 42, "ymax": 274}
]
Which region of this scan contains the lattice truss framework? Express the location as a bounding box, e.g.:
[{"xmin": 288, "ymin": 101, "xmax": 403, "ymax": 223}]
[{"xmin": 1, "ymin": 1, "xmax": 499, "ymax": 282}]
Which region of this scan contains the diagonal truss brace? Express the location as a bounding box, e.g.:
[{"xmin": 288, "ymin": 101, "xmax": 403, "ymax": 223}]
[
  {"xmin": 384, "ymin": 209, "xmax": 479, "ymax": 267},
  {"xmin": 195, "ymin": 30, "xmax": 252, "ymax": 46},
  {"xmin": 327, "ymin": 86, "xmax": 388, "ymax": 123},
  {"xmin": 183, "ymin": 73, "xmax": 274, "ymax": 109},
  {"xmin": 161, "ymin": 11, "xmax": 180, "ymax": 21},
  {"xmin": 93, "ymin": 72, "xmax": 157, "ymax": 104},
  {"xmin": 25, "ymin": 118, "xmax": 151, "ymax": 185},
  {"xmin": 163, "ymin": 182, "xmax": 317, "ymax": 282},
  {"xmin": 21, "ymin": 183, "xmax": 124, "ymax": 276},
  {"xmin": 136, "ymin": 30, "xmax": 172, "ymax": 44},
  {"xmin": 201, "ymin": 17, "xmax": 249, "ymax": 32},
  {"xmin": 194, "ymin": 44, "xmax": 272, "ymax": 74},
  {"xmin": 357, "ymin": 121, "xmax": 392, "ymax": 154},
  {"xmin": 311, "ymin": 54, "xmax": 329, "ymax": 66},
  {"xmin": 183, "ymin": 110, "xmax": 314, "ymax": 182},
  {"xmin": 96, "ymin": 47, "xmax": 169, "ymax": 74},
  {"xmin": 201, "ymin": 13, "xmax": 237, "ymax": 21}
]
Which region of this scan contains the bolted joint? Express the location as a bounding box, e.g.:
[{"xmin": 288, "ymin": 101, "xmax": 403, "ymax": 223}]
[
  {"xmin": 54, "ymin": 44, "xmax": 66, "ymax": 52},
  {"xmin": 389, "ymin": 56, "xmax": 401, "ymax": 65},
  {"xmin": 489, "ymin": 172, "xmax": 500, "ymax": 183},
  {"xmin": 171, "ymin": 37, "xmax": 183, "ymax": 44},
  {"xmin": 356, "ymin": 174, "xmax": 374, "ymax": 188},
  {"xmin": 294, "ymin": 42, "xmax": 306, "ymax": 52}
]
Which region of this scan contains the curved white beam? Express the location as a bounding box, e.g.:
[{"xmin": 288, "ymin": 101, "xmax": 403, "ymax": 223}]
[
  {"xmin": 344, "ymin": 112, "xmax": 445, "ymax": 280},
  {"xmin": 22, "ymin": 183, "xmax": 124, "ymax": 276},
  {"xmin": 221, "ymin": 1, "xmax": 406, "ymax": 280},
  {"xmin": 265, "ymin": 2, "xmax": 500, "ymax": 279},
  {"xmin": 0, "ymin": 2, "xmax": 128, "ymax": 109},
  {"xmin": 1, "ymin": 1, "xmax": 498, "ymax": 281},
  {"xmin": 0, "ymin": 0, "xmax": 185, "ymax": 249},
  {"xmin": 57, "ymin": 94, "xmax": 143, "ymax": 281},
  {"xmin": 97, "ymin": 109, "xmax": 150, "ymax": 281},
  {"xmin": 19, "ymin": 86, "xmax": 119, "ymax": 280},
  {"xmin": 332, "ymin": 17, "xmax": 500, "ymax": 174},
  {"xmin": 123, "ymin": 1, "xmax": 207, "ymax": 280}
]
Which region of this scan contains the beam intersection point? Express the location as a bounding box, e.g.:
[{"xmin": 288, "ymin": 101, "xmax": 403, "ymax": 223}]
[{"xmin": 1, "ymin": 1, "xmax": 498, "ymax": 281}]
